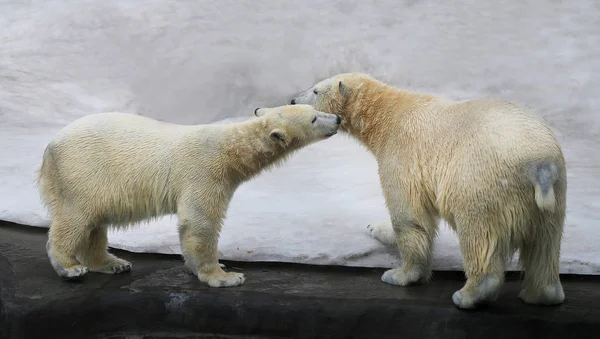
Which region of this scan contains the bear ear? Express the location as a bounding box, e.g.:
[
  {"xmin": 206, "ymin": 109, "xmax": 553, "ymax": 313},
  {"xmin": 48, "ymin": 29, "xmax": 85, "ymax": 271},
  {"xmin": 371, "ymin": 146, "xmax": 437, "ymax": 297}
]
[
  {"xmin": 254, "ymin": 107, "xmax": 268, "ymax": 117},
  {"xmin": 269, "ymin": 129, "xmax": 286, "ymax": 144},
  {"xmin": 338, "ymin": 81, "xmax": 349, "ymax": 97}
]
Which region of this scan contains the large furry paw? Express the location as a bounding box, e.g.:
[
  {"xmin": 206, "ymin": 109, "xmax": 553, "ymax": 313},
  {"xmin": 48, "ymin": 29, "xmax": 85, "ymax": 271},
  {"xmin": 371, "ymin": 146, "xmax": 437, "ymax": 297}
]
[
  {"xmin": 87, "ymin": 255, "xmax": 132, "ymax": 274},
  {"xmin": 57, "ymin": 265, "xmax": 89, "ymax": 280},
  {"xmin": 367, "ymin": 222, "xmax": 396, "ymax": 246},
  {"xmin": 519, "ymin": 283, "xmax": 564, "ymax": 306},
  {"xmin": 381, "ymin": 267, "xmax": 429, "ymax": 286},
  {"xmin": 452, "ymin": 275, "xmax": 502, "ymax": 310},
  {"xmin": 199, "ymin": 270, "xmax": 246, "ymax": 288},
  {"xmin": 47, "ymin": 240, "xmax": 88, "ymax": 280}
]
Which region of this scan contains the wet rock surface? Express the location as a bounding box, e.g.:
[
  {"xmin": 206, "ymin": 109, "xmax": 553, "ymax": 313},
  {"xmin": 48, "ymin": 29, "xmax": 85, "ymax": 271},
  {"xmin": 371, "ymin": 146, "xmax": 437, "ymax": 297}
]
[{"xmin": 1, "ymin": 221, "xmax": 599, "ymax": 339}]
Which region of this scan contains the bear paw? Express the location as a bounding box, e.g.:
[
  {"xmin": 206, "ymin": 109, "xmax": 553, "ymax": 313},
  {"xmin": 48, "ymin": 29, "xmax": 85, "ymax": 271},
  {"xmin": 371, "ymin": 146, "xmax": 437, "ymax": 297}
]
[
  {"xmin": 58, "ymin": 265, "xmax": 89, "ymax": 280},
  {"xmin": 518, "ymin": 283, "xmax": 564, "ymax": 306},
  {"xmin": 367, "ymin": 222, "xmax": 396, "ymax": 246},
  {"xmin": 88, "ymin": 256, "xmax": 132, "ymax": 275},
  {"xmin": 452, "ymin": 290, "xmax": 479, "ymax": 310},
  {"xmin": 452, "ymin": 275, "xmax": 501, "ymax": 309},
  {"xmin": 381, "ymin": 267, "xmax": 427, "ymax": 286},
  {"xmin": 199, "ymin": 270, "xmax": 246, "ymax": 288}
]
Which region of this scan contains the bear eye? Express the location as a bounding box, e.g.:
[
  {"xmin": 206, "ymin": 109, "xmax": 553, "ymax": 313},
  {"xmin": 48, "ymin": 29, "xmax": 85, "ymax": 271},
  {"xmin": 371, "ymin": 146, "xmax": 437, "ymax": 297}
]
[
  {"xmin": 311, "ymin": 116, "xmax": 317, "ymax": 123},
  {"xmin": 313, "ymin": 89, "xmax": 318, "ymax": 95}
]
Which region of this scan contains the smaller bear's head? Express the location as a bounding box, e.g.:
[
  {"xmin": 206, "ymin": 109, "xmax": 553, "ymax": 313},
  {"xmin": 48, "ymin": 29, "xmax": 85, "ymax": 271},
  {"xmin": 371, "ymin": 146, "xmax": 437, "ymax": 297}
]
[
  {"xmin": 289, "ymin": 73, "xmax": 368, "ymax": 128},
  {"xmin": 253, "ymin": 104, "xmax": 341, "ymax": 148}
]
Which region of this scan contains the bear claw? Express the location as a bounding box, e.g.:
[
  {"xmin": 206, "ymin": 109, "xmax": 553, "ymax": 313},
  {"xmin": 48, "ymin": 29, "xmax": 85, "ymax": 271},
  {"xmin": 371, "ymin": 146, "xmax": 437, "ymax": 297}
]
[
  {"xmin": 87, "ymin": 257, "xmax": 132, "ymax": 275},
  {"xmin": 110, "ymin": 261, "xmax": 132, "ymax": 274},
  {"xmin": 200, "ymin": 271, "xmax": 246, "ymax": 288}
]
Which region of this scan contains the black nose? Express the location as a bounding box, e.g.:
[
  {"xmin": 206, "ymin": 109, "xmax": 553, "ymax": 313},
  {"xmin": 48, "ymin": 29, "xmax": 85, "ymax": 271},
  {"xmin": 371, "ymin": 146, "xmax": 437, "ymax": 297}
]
[
  {"xmin": 290, "ymin": 99, "xmax": 296, "ymax": 105},
  {"xmin": 336, "ymin": 115, "xmax": 341, "ymax": 124}
]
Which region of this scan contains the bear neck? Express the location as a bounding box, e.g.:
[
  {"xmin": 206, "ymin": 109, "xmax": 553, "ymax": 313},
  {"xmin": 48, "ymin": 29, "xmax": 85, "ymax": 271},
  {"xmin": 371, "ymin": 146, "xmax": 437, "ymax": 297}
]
[
  {"xmin": 343, "ymin": 80, "xmax": 436, "ymax": 154},
  {"xmin": 222, "ymin": 119, "xmax": 294, "ymax": 183}
]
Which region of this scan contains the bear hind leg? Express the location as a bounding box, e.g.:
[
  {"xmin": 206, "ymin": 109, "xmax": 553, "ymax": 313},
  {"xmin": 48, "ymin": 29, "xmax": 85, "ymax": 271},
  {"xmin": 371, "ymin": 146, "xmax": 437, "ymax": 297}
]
[
  {"xmin": 452, "ymin": 217, "xmax": 509, "ymax": 310},
  {"xmin": 78, "ymin": 226, "xmax": 132, "ymax": 274},
  {"xmin": 518, "ymin": 218, "xmax": 564, "ymax": 306},
  {"xmin": 47, "ymin": 214, "xmax": 92, "ymax": 280}
]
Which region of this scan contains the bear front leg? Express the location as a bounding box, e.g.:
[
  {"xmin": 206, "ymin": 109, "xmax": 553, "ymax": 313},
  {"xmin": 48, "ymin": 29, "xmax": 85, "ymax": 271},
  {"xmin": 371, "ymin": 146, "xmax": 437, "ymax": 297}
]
[
  {"xmin": 177, "ymin": 203, "xmax": 245, "ymax": 288},
  {"xmin": 78, "ymin": 227, "xmax": 132, "ymax": 274},
  {"xmin": 381, "ymin": 212, "xmax": 438, "ymax": 286},
  {"xmin": 377, "ymin": 174, "xmax": 439, "ymax": 286}
]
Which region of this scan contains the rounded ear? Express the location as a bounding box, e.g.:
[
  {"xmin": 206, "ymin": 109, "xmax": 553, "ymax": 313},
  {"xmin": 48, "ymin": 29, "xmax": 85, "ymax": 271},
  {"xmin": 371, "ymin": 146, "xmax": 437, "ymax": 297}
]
[
  {"xmin": 338, "ymin": 81, "xmax": 348, "ymax": 96},
  {"xmin": 254, "ymin": 107, "xmax": 269, "ymax": 117},
  {"xmin": 269, "ymin": 129, "xmax": 286, "ymax": 143}
]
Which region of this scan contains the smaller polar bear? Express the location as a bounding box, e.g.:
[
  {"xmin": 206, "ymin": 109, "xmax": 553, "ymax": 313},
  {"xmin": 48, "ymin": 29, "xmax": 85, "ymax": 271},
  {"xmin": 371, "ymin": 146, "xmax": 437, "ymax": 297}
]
[
  {"xmin": 291, "ymin": 73, "xmax": 566, "ymax": 309},
  {"xmin": 37, "ymin": 104, "xmax": 340, "ymax": 287}
]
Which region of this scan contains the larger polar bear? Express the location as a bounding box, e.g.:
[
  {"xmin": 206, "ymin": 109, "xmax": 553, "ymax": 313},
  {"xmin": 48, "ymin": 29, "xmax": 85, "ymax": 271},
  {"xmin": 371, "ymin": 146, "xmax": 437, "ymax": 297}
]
[
  {"xmin": 291, "ymin": 73, "xmax": 566, "ymax": 309},
  {"xmin": 37, "ymin": 104, "xmax": 340, "ymax": 287}
]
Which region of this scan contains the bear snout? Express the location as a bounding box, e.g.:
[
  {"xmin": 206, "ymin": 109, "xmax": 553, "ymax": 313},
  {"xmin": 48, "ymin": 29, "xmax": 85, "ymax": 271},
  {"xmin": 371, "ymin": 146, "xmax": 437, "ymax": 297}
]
[
  {"xmin": 290, "ymin": 99, "xmax": 296, "ymax": 105},
  {"xmin": 336, "ymin": 115, "xmax": 341, "ymax": 125}
]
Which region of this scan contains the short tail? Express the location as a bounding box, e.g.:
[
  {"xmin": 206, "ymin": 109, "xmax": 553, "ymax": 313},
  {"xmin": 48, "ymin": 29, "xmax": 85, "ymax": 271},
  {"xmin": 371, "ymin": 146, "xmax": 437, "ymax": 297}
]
[
  {"xmin": 36, "ymin": 144, "xmax": 53, "ymax": 186},
  {"xmin": 36, "ymin": 142, "xmax": 58, "ymax": 210},
  {"xmin": 530, "ymin": 162, "xmax": 559, "ymax": 213}
]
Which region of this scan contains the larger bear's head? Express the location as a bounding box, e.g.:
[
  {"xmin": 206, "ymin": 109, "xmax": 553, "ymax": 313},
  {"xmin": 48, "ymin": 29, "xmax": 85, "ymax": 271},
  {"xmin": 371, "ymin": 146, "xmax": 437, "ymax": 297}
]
[{"xmin": 289, "ymin": 72, "xmax": 377, "ymax": 133}]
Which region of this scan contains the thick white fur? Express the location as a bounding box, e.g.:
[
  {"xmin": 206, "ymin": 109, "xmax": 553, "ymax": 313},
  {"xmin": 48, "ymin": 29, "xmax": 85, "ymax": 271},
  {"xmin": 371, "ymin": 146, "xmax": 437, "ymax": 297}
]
[
  {"xmin": 37, "ymin": 104, "xmax": 340, "ymax": 287},
  {"xmin": 292, "ymin": 73, "xmax": 567, "ymax": 309}
]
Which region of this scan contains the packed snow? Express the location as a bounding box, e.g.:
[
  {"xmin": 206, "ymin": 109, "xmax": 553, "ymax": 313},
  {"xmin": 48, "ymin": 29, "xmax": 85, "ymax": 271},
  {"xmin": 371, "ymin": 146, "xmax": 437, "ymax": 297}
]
[{"xmin": 1, "ymin": 0, "xmax": 598, "ymax": 274}]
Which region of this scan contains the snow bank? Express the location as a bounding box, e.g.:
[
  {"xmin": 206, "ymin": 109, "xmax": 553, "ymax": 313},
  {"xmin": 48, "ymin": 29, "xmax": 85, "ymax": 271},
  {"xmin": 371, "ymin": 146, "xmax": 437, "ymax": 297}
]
[{"xmin": 1, "ymin": 0, "xmax": 598, "ymax": 273}]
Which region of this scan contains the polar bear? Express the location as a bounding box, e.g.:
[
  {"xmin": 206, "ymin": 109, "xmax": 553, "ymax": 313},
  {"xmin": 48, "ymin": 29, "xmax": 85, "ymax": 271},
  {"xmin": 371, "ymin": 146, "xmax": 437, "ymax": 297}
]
[
  {"xmin": 291, "ymin": 73, "xmax": 566, "ymax": 309},
  {"xmin": 37, "ymin": 104, "xmax": 340, "ymax": 287}
]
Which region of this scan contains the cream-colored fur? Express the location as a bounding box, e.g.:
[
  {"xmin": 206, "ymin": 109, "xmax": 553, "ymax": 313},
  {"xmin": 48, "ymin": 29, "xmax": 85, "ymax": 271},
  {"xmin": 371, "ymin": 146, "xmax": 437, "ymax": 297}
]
[
  {"xmin": 292, "ymin": 73, "xmax": 566, "ymax": 309},
  {"xmin": 36, "ymin": 104, "xmax": 340, "ymax": 287}
]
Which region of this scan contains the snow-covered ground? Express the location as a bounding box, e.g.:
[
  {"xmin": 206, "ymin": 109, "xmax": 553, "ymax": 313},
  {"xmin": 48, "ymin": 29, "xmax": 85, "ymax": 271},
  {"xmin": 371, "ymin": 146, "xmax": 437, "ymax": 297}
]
[{"xmin": 1, "ymin": 0, "xmax": 598, "ymax": 274}]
